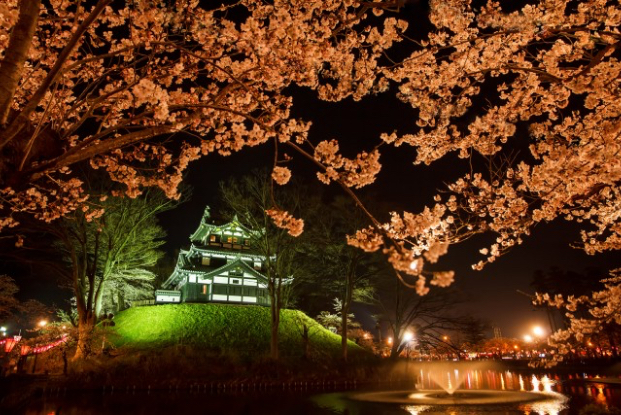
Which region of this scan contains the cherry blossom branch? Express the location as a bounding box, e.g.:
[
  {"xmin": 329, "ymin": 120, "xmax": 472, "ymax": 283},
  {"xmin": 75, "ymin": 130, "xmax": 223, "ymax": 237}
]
[{"xmin": 0, "ymin": 0, "xmax": 111, "ymax": 151}]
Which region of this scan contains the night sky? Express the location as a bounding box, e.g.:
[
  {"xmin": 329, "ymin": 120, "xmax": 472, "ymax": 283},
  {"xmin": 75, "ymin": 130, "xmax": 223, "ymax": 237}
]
[{"xmin": 155, "ymin": 84, "xmax": 620, "ymax": 339}]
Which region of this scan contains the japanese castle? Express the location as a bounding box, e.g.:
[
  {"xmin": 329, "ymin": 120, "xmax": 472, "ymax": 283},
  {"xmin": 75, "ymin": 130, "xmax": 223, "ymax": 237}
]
[{"xmin": 155, "ymin": 207, "xmax": 272, "ymax": 306}]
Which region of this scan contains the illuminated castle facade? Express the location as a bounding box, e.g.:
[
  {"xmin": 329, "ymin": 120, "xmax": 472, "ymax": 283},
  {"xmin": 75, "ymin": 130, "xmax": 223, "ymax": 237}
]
[{"xmin": 155, "ymin": 207, "xmax": 271, "ymax": 306}]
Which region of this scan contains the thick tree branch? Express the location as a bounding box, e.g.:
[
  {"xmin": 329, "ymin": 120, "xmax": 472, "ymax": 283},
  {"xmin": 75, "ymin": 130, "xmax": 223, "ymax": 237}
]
[
  {"xmin": 0, "ymin": 0, "xmax": 41, "ymax": 126},
  {"xmin": 30, "ymin": 126, "xmax": 174, "ymax": 180},
  {"xmin": 0, "ymin": 0, "xmax": 111, "ymax": 151}
]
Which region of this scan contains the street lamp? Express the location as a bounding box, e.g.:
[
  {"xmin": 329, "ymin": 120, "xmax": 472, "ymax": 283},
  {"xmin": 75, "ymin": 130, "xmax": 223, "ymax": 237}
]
[
  {"xmin": 533, "ymin": 326, "xmax": 545, "ymax": 337},
  {"xmin": 402, "ymin": 331, "xmax": 415, "ymax": 360},
  {"xmin": 38, "ymin": 320, "xmax": 47, "ymax": 328}
]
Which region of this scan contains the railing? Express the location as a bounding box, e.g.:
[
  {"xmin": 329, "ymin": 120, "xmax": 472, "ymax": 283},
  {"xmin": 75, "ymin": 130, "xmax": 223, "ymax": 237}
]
[{"xmin": 130, "ymin": 299, "xmax": 155, "ymax": 307}]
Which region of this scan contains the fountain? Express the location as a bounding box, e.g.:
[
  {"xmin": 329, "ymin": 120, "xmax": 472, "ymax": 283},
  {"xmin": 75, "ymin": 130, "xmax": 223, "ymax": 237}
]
[{"xmin": 347, "ymin": 362, "xmax": 568, "ymax": 409}]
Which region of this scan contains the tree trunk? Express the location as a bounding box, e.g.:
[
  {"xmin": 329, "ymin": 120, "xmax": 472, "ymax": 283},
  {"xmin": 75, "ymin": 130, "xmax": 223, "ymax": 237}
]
[
  {"xmin": 94, "ymin": 281, "xmax": 105, "ymax": 318},
  {"xmin": 302, "ymin": 324, "xmax": 309, "ymax": 360},
  {"xmin": 390, "ymin": 327, "xmax": 401, "ymax": 359},
  {"xmin": 341, "ymin": 272, "xmax": 354, "ymax": 362},
  {"xmin": 270, "ymin": 303, "xmax": 279, "ymax": 360},
  {"xmin": 608, "ymin": 329, "xmax": 618, "ymax": 358},
  {"xmin": 341, "ymin": 305, "xmax": 348, "ymax": 362},
  {"xmin": 73, "ymin": 314, "xmax": 95, "ymax": 360}
]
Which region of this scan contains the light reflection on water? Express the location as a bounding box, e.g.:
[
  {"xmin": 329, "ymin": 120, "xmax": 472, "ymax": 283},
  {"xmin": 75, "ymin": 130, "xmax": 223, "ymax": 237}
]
[{"xmin": 15, "ymin": 370, "xmax": 621, "ymax": 415}]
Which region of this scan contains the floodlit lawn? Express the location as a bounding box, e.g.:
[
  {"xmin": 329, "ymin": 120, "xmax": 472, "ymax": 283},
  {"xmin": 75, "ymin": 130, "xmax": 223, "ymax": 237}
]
[{"xmin": 110, "ymin": 303, "xmax": 365, "ymax": 360}]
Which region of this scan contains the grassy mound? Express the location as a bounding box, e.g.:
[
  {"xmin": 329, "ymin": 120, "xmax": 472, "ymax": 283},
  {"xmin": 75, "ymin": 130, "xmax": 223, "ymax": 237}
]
[{"xmin": 110, "ymin": 303, "xmax": 366, "ymax": 361}]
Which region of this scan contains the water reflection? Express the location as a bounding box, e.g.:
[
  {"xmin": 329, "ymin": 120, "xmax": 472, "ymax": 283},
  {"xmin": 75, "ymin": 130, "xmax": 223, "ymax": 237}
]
[{"xmin": 14, "ymin": 369, "xmax": 621, "ymax": 415}]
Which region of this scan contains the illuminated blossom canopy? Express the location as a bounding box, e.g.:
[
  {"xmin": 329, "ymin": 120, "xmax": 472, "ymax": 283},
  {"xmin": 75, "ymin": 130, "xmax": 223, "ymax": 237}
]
[{"xmin": 0, "ymin": 0, "xmax": 620, "ymax": 298}]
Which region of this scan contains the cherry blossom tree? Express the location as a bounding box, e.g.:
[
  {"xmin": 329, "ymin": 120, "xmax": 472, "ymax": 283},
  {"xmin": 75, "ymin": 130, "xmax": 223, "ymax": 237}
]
[
  {"xmin": 0, "ymin": 0, "xmax": 402, "ymax": 236},
  {"xmin": 343, "ymin": 0, "xmax": 621, "ymax": 294},
  {"xmin": 2, "ymin": 0, "xmax": 620, "ymax": 318}
]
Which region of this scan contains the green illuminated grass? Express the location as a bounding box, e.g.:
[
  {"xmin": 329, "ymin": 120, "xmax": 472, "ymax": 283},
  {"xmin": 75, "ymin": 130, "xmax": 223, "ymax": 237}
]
[{"xmin": 110, "ymin": 303, "xmax": 366, "ymax": 360}]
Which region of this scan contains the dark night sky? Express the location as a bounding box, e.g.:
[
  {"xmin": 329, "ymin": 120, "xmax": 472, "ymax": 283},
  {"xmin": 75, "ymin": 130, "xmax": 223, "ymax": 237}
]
[{"xmin": 155, "ymin": 84, "xmax": 620, "ymax": 339}]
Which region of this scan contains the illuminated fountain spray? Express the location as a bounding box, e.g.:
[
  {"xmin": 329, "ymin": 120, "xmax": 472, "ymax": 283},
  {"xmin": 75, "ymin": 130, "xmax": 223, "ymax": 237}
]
[
  {"xmin": 428, "ymin": 368, "xmax": 467, "ymax": 395},
  {"xmin": 531, "ymin": 375, "xmax": 555, "ymax": 393},
  {"xmin": 351, "ymin": 364, "xmax": 568, "ymax": 409},
  {"xmin": 541, "ymin": 375, "xmax": 555, "ymax": 393},
  {"xmin": 532, "ymin": 375, "xmax": 541, "ymax": 392}
]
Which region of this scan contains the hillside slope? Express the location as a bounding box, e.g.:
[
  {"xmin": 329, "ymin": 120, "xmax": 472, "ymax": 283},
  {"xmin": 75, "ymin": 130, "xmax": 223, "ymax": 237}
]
[{"xmin": 110, "ymin": 303, "xmax": 367, "ymax": 360}]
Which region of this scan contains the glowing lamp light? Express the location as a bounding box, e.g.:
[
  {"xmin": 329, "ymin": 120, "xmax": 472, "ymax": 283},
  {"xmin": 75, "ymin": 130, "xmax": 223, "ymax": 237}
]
[
  {"xmin": 387, "ymin": 337, "xmax": 393, "ymax": 345},
  {"xmin": 524, "ymin": 334, "xmax": 533, "ymax": 343},
  {"xmin": 409, "ymin": 260, "xmax": 419, "ymax": 271},
  {"xmin": 38, "ymin": 320, "xmax": 48, "ymax": 328},
  {"xmin": 533, "ymin": 326, "xmax": 544, "ymax": 337},
  {"xmin": 403, "ymin": 332, "xmax": 414, "ymax": 342},
  {"xmin": 442, "ymin": 335, "xmax": 448, "ymax": 341}
]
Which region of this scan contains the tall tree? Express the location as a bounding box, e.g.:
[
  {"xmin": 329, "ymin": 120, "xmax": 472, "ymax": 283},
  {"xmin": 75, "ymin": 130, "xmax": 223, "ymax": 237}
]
[
  {"xmin": 0, "ymin": 275, "xmax": 20, "ymax": 320},
  {"xmin": 374, "ymin": 275, "xmax": 476, "ymax": 358},
  {"xmin": 0, "ymin": 274, "xmax": 50, "ymax": 326},
  {"xmin": 219, "ymin": 171, "xmax": 311, "ymax": 360},
  {"xmin": 47, "ymin": 187, "xmax": 175, "ymax": 358},
  {"xmin": 296, "ymin": 195, "xmax": 384, "ymax": 361}
]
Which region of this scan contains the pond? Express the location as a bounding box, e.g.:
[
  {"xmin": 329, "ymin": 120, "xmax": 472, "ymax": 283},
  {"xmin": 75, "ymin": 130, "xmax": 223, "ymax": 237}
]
[{"xmin": 15, "ymin": 368, "xmax": 621, "ymax": 415}]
